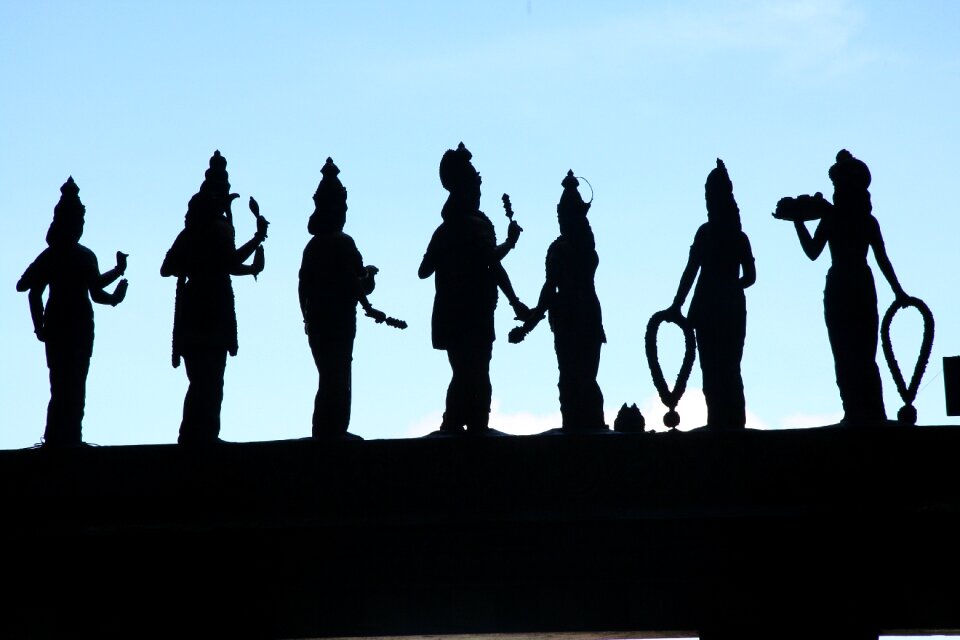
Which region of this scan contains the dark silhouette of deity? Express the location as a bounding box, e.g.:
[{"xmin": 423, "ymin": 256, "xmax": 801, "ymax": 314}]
[
  {"xmin": 161, "ymin": 151, "xmax": 268, "ymax": 445},
  {"xmin": 299, "ymin": 158, "xmax": 390, "ymax": 439},
  {"xmin": 419, "ymin": 142, "xmax": 529, "ymax": 435},
  {"xmin": 16, "ymin": 177, "xmax": 129, "ymax": 447},
  {"xmin": 509, "ymin": 170, "xmax": 607, "ymax": 432},
  {"xmin": 670, "ymin": 159, "xmax": 756, "ymax": 429},
  {"xmin": 775, "ymin": 149, "xmax": 908, "ymax": 425}
]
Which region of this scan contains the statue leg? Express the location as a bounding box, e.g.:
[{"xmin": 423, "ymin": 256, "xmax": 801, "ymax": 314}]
[
  {"xmin": 179, "ymin": 348, "xmax": 227, "ymax": 444},
  {"xmin": 825, "ymin": 270, "xmax": 885, "ymax": 424},
  {"xmin": 310, "ymin": 333, "xmax": 354, "ymax": 437},
  {"xmin": 441, "ymin": 347, "xmax": 468, "ymax": 433},
  {"xmin": 556, "ymin": 334, "xmax": 605, "ymax": 431},
  {"xmin": 697, "ymin": 305, "xmax": 747, "ymax": 429},
  {"xmin": 44, "ymin": 342, "xmax": 89, "ymax": 446}
]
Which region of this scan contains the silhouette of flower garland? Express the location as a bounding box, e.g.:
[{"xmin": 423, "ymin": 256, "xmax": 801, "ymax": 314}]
[
  {"xmin": 645, "ymin": 309, "xmax": 696, "ymax": 429},
  {"xmin": 881, "ymin": 296, "xmax": 934, "ymax": 425}
]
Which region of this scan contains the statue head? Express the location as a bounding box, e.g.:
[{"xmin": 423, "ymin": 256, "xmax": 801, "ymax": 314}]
[
  {"xmin": 46, "ymin": 176, "xmax": 85, "ymax": 246},
  {"xmin": 557, "ymin": 170, "xmax": 590, "ymax": 236},
  {"xmin": 439, "ymin": 142, "xmax": 481, "ymax": 212},
  {"xmin": 829, "ymin": 149, "xmax": 872, "ymax": 215},
  {"xmin": 705, "ymin": 158, "xmax": 741, "ymax": 230},
  {"xmin": 308, "ymin": 157, "xmax": 348, "ymax": 234},
  {"xmin": 186, "ymin": 150, "xmax": 234, "ymax": 226}
]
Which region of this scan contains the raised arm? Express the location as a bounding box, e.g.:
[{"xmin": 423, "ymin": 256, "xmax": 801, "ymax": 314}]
[
  {"xmin": 232, "ymin": 215, "xmax": 268, "ymax": 275},
  {"xmin": 97, "ymin": 251, "xmax": 128, "ymax": 288},
  {"xmin": 794, "ymin": 218, "xmax": 828, "ymax": 261},
  {"xmin": 492, "ymin": 219, "xmax": 522, "ymax": 263}
]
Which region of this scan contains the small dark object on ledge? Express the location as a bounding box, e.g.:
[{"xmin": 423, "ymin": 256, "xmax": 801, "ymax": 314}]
[{"xmin": 614, "ymin": 403, "xmax": 645, "ymax": 433}]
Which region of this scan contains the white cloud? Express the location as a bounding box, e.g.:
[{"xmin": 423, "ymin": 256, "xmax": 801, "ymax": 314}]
[
  {"xmin": 406, "ymin": 389, "xmax": 776, "ymax": 436},
  {"xmin": 405, "ymin": 399, "xmax": 563, "ymax": 437},
  {"xmin": 777, "ymin": 410, "xmax": 844, "ymax": 429},
  {"xmin": 636, "ymin": 387, "xmax": 768, "ymax": 432}
]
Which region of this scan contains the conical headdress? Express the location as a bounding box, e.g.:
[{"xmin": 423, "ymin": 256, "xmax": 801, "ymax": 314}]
[
  {"xmin": 313, "ymin": 157, "xmax": 347, "ymax": 209},
  {"xmin": 705, "ymin": 158, "xmax": 733, "ymax": 202},
  {"xmin": 46, "ymin": 176, "xmax": 86, "ymax": 246},
  {"xmin": 199, "ymin": 149, "xmax": 231, "ymax": 197},
  {"xmin": 558, "ymin": 170, "xmax": 589, "ymax": 217}
]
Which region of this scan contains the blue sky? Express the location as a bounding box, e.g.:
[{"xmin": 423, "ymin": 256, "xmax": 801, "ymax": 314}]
[{"xmin": 2, "ymin": 0, "xmax": 959, "ymax": 448}]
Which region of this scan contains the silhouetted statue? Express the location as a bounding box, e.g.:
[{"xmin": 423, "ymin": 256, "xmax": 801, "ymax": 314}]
[
  {"xmin": 418, "ymin": 142, "xmax": 529, "ymax": 435},
  {"xmin": 509, "ymin": 171, "xmax": 607, "ymax": 432},
  {"xmin": 161, "ymin": 151, "xmax": 268, "ymax": 445},
  {"xmin": 299, "ymin": 158, "xmax": 403, "ymax": 440},
  {"xmin": 775, "ymin": 149, "xmax": 907, "ymax": 425},
  {"xmin": 669, "ymin": 159, "xmax": 756, "ymax": 429},
  {"xmin": 16, "ymin": 177, "xmax": 128, "ymax": 447}
]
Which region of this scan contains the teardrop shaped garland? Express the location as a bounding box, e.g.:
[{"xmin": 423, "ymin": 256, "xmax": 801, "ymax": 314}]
[
  {"xmin": 645, "ymin": 309, "xmax": 697, "ymax": 429},
  {"xmin": 880, "ymin": 296, "xmax": 934, "ymax": 426}
]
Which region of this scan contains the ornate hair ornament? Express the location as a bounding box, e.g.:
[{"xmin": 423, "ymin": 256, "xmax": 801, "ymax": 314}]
[
  {"xmin": 439, "ymin": 141, "xmax": 475, "ymax": 192},
  {"xmin": 829, "ymin": 149, "xmax": 871, "ymax": 191}
]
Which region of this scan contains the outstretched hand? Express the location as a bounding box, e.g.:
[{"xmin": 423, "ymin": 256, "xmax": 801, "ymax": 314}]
[
  {"xmin": 508, "ymin": 326, "xmax": 528, "ymax": 344},
  {"xmin": 365, "ymin": 307, "xmax": 387, "ymax": 324},
  {"xmin": 252, "ymin": 246, "xmax": 265, "ymax": 276},
  {"xmin": 511, "ymin": 300, "xmax": 531, "ymax": 322},
  {"xmin": 666, "ymin": 302, "xmax": 683, "ymax": 322},
  {"xmin": 507, "ymin": 219, "xmax": 523, "ymax": 245},
  {"xmin": 114, "ymin": 279, "xmax": 129, "ymax": 305},
  {"xmin": 255, "ymin": 213, "xmax": 269, "ymax": 239}
]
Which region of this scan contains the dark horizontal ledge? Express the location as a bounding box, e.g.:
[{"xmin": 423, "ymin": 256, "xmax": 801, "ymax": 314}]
[{"xmin": 2, "ymin": 425, "xmax": 959, "ymax": 638}]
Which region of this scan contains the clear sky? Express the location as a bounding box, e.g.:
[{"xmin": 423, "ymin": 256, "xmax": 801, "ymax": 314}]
[{"xmin": 2, "ymin": 0, "xmax": 959, "ymax": 449}]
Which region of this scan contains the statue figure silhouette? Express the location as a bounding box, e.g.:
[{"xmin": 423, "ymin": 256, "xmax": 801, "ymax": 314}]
[
  {"xmin": 509, "ymin": 171, "xmax": 607, "ymax": 432},
  {"xmin": 299, "ymin": 158, "xmax": 392, "ymax": 439},
  {"xmin": 161, "ymin": 151, "xmax": 268, "ymax": 445},
  {"xmin": 16, "ymin": 177, "xmax": 128, "ymax": 447},
  {"xmin": 670, "ymin": 159, "xmax": 756, "ymax": 429},
  {"xmin": 775, "ymin": 149, "xmax": 908, "ymax": 425},
  {"xmin": 419, "ymin": 143, "xmax": 529, "ymax": 435}
]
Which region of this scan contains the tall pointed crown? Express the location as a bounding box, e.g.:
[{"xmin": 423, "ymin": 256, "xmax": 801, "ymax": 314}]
[
  {"xmin": 53, "ymin": 176, "xmax": 85, "ymax": 221},
  {"xmin": 558, "ymin": 169, "xmax": 589, "ymax": 216},
  {"xmin": 199, "ymin": 149, "xmax": 231, "ymax": 196},
  {"xmin": 313, "ymin": 157, "xmax": 347, "ymax": 208},
  {"xmin": 705, "ymin": 158, "xmax": 733, "ymax": 201}
]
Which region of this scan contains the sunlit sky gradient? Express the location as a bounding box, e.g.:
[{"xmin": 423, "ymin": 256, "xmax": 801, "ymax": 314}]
[{"xmin": 2, "ymin": 1, "xmax": 959, "ymax": 449}]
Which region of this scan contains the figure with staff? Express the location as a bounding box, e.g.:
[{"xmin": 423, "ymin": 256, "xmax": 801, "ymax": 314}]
[
  {"xmin": 161, "ymin": 151, "xmax": 268, "ymax": 446},
  {"xmin": 419, "ymin": 142, "xmax": 528, "ymax": 435},
  {"xmin": 299, "ymin": 157, "xmax": 405, "ymax": 439}
]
